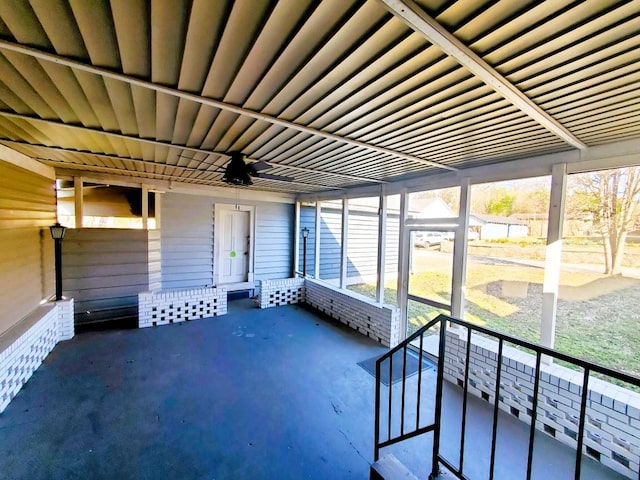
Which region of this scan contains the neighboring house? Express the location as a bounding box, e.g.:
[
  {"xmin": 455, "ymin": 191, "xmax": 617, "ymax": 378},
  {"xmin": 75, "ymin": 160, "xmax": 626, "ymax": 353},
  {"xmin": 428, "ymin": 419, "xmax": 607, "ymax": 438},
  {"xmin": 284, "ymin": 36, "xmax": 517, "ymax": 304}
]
[
  {"xmin": 414, "ymin": 198, "xmax": 529, "ymax": 240},
  {"xmin": 470, "ymin": 213, "xmax": 528, "ymax": 239},
  {"xmin": 414, "ymin": 197, "xmax": 455, "ymax": 219}
]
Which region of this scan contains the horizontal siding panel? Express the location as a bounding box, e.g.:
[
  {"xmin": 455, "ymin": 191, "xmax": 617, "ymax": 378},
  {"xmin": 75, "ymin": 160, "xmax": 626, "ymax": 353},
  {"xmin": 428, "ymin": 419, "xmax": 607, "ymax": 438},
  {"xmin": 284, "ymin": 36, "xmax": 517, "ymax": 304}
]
[
  {"xmin": 64, "ymin": 253, "xmax": 149, "ymax": 266},
  {"xmin": 65, "ymin": 264, "xmax": 148, "ymax": 277},
  {"xmin": 73, "ymin": 297, "xmax": 139, "ymax": 310},
  {"xmin": 63, "ymin": 242, "xmax": 149, "ymax": 254},
  {"xmin": 0, "ymin": 217, "xmax": 57, "ymax": 228},
  {"xmin": 63, "ymin": 229, "xmax": 147, "ymax": 242},
  {"xmin": 162, "ymin": 264, "xmax": 213, "ymax": 274},
  {"xmin": 161, "ymin": 252, "xmax": 212, "ymax": 263},
  {"xmin": 62, "ymin": 228, "xmax": 151, "ymax": 324},
  {"xmin": 254, "ymin": 202, "xmax": 292, "ymax": 280},
  {"xmin": 0, "ymin": 197, "xmax": 57, "ymax": 211},
  {"xmin": 64, "ymin": 274, "xmax": 150, "ymax": 290},
  {"xmin": 0, "ymin": 210, "xmax": 56, "ymax": 223},
  {"xmin": 161, "ymin": 244, "xmax": 212, "ymax": 253},
  {"xmin": 161, "ymin": 278, "xmax": 213, "ymax": 290},
  {"xmin": 0, "ymin": 160, "xmax": 55, "ymax": 336},
  {"xmin": 161, "ymin": 193, "xmax": 214, "ymax": 289},
  {"xmin": 65, "ymin": 284, "xmax": 147, "ymax": 302}
]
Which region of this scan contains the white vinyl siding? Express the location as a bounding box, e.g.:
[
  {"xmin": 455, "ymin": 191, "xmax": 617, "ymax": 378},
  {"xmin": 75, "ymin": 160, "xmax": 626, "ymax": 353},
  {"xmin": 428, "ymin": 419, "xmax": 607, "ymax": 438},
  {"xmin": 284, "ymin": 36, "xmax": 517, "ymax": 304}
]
[
  {"xmin": 161, "ymin": 193, "xmax": 293, "ymax": 290},
  {"xmin": 254, "ymin": 202, "xmax": 293, "ymax": 280},
  {"xmin": 161, "ymin": 194, "xmax": 215, "ymax": 290},
  {"xmin": 62, "ymin": 229, "xmax": 151, "ymax": 325},
  {"xmin": 0, "ymin": 160, "xmax": 56, "ymax": 336},
  {"xmin": 300, "ymin": 204, "xmax": 399, "ymax": 284}
]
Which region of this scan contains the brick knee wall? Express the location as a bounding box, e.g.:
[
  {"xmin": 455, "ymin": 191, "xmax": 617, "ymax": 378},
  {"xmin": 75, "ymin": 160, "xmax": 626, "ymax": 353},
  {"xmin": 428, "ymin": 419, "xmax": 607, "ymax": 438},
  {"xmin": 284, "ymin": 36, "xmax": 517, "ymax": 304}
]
[
  {"xmin": 258, "ymin": 278, "xmax": 305, "ymax": 308},
  {"xmin": 0, "ymin": 299, "xmax": 75, "ymax": 414},
  {"xmin": 443, "ymin": 329, "xmax": 640, "ymax": 478},
  {"xmin": 304, "ymin": 278, "xmax": 400, "ymax": 347},
  {"xmin": 138, "ymin": 287, "xmax": 227, "ymax": 328}
]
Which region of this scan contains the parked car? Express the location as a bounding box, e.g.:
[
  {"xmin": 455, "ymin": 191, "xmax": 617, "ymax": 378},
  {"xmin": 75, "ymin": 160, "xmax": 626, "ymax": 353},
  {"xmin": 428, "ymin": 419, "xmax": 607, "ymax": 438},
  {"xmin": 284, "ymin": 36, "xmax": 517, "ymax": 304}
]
[{"xmin": 415, "ymin": 231, "xmax": 447, "ymax": 247}]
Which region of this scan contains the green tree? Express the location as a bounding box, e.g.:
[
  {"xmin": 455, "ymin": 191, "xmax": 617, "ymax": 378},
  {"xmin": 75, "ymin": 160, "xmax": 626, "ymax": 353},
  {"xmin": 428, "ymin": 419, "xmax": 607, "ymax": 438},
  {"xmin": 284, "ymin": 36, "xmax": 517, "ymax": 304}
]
[
  {"xmin": 486, "ymin": 189, "xmax": 515, "ymax": 216},
  {"xmin": 568, "ymin": 167, "xmax": 640, "ymax": 275}
]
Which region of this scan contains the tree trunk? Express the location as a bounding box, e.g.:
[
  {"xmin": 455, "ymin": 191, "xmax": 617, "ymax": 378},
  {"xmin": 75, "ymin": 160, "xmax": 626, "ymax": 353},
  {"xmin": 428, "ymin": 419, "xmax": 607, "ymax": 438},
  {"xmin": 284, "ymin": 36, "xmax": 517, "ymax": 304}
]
[
  {"xmin": 603, "ymin": 232, "xmax": 613, "ymax": 274},
  {"xmin": 611, "ymin": 230, "xmax": 628, "ymax": 275}
]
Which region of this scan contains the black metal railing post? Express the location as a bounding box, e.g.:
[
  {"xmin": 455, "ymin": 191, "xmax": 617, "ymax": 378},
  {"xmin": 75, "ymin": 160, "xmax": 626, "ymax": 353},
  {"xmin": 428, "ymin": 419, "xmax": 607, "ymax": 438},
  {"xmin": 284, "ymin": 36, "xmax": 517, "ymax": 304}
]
[
  {"xmin": 489, "ymin": 339, "xmax": 504, "ymax": 480},
  {"xmin": 373, "ymin": 313, "xmax": 640, "ymax": 480},
  {"xmin": 374, "ymin": 357, "xmax": 381, "ymax": 461},
  {"xmin": 416, "ymin": 333, "xmax": 424, "ymax": 430},
  {"xmin": 458, "ymin": 326, "xmax": 472, "ymax": 475},
  {"xmin": 431, "ymin": 317, "xmax": 447, "ymax": 480},
  {"xmin": 525, "ymin": 352, "xmax": 543, "ymax": 480},
  {"xmin": 401, "ymin": 346, "xmax": 408, "ymax": 436},
  {"xmin": 574, "ymin": 368, "xmax": 591, "ymax": 480}
]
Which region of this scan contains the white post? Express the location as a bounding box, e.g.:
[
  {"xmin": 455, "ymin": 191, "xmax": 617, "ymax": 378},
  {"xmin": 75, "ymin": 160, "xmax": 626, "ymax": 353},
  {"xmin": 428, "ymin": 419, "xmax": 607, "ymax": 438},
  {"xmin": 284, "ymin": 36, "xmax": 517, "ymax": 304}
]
[
  {"xmin": 154, "ymin": 191, "xmax": 162, "ymax": 229},
  {"xmin": 74, "ymin": 176, "xmax": 83, "ymax": 228},
  {"xmin": 541, "ymin": 163, "xmax": 567, "ymax": 363},
  {"xmin": 293, "ymin": 201, "xmax": 301, "ymax": 277},
  {"xmin": 314, "ymin": 202, "xmax": 321, "ymax": 279},
  {"xmin": 340, "ymin": 197, "xmax": 348, "ymax": 289},
  {"xmin": 397, "ymin": 189, "xmax": 409, "ymax": 339},
  {"xmin": 376, "ymin": 190, "xmax": 387, "ymax": 303},
  {"xmin": 142, "ymin": 185, "xmax": 149, "ymax": 229},
  {"xmin": 451, "ymin": 178, "xmax": 470, "ymax": 318}
]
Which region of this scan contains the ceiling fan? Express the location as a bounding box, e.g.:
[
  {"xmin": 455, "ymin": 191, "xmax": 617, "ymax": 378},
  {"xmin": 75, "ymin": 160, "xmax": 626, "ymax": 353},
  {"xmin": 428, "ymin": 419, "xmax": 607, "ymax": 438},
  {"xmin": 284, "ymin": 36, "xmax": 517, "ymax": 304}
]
[{"xmin": 221, "ymin": 151, "xmax": 293, "ymax": 186}]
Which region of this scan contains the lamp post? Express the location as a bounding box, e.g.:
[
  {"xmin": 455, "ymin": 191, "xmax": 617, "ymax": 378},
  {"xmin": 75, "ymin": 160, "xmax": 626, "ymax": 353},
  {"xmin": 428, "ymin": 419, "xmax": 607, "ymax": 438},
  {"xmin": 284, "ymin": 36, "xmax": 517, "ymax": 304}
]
[
  {"xmin": 49, "ymin": 222, "xmax": 66, "ymax": 301},
  {"xmin": 301, "ymin": 227, "xmax": 309, "ymax": 277}
]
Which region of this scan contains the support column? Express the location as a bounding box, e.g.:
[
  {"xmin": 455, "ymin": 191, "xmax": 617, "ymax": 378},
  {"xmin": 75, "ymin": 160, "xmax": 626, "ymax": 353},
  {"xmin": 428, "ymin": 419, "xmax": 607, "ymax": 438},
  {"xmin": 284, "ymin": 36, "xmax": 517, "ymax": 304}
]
[
  {"xmin": 541, "ymin": 163, "xmax": 567, "ymax": 361},
  {"xmin": 451, "ymin": 178, "xmax": 470, "ymax": 318},
  {"xmin": 293, "ymin": 201, "xmax": 301, "ymax": 277},
  {"xmin": 397, "ymin": 189, "xmax": 409, "ymax": 339},
  {"xmin": 376, "ymin": 190, "xmax": 387, "ymax": 303},
  {"xmin": 314, "ymin": 202, "xmax": 321, "ymax": 279},
  {"xmin": 154, "ymin": 191, "xmax": 162, "ymax": 229},
  {"xmin": 142, "ymin": 185, "xmax": 149, "ymax": 229},
  {"xmin": 340, "ymin": 197, "xmax": 348, "ymax": 289},
  {"xmin": 74, "ymin": 176, "xmax": 83, "ymax": 228}
]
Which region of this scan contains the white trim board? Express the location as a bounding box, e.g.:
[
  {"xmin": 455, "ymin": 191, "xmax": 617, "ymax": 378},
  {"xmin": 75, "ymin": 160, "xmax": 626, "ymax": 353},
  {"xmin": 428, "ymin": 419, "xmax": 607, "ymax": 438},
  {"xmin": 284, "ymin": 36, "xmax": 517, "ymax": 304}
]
[
  {"xmin": 213, "ymin": 203, "xmax": 256, "ymax": 286},
  {"xmin": 0, "ymin": 144, "xmax": 55, "ymax": 179}
]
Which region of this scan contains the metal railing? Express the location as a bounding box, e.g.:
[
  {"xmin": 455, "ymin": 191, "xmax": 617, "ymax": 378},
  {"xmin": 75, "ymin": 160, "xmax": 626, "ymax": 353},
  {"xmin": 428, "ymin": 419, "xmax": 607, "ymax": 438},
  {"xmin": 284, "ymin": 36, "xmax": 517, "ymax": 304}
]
[{"xmin": 374, "ymin": 314, "xmax": 640, "ymax": 480}]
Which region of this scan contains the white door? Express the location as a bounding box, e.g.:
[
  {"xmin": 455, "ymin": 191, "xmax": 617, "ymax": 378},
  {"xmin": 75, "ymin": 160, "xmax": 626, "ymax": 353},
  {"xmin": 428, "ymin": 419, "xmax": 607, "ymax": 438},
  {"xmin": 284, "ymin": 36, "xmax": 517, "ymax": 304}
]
[{"xmin": 218, "ymin": 209, "xmax": 250, "ymax": 284}]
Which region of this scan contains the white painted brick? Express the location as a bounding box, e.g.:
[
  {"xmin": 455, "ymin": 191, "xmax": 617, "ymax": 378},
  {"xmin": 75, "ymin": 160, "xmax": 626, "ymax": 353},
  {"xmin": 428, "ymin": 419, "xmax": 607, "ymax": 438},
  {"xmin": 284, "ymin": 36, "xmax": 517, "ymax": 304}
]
[
  {"xmin": 137, "ymin": 287, "xmax": 227, "ymax": 328},
  {"xmin": 443, "ymin": 328, "xmax": 640, "ymax": 477},
  {"xmin": 0, "ymin": 303, "xmax": 66, "ymax": 414}
]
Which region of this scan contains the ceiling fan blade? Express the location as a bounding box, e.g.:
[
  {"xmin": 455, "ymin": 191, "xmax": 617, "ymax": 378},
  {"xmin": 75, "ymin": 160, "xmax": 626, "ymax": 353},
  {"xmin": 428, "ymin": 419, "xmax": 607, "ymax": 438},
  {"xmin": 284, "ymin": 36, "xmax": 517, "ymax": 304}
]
[
  {"xmin": 256, "ymin": 173, "xmax": 294, "ymax": 182},
  {"xmin": 250, "ymin": 160, "xmax": 272, "ymax": 171}
]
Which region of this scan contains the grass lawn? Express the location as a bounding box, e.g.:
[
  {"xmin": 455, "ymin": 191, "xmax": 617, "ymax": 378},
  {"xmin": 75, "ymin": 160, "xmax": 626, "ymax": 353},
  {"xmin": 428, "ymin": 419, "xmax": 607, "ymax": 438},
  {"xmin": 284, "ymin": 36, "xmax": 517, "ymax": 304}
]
[{"xmin": 349, "ymin": 264, "xmax": 640, "ymax": 382}]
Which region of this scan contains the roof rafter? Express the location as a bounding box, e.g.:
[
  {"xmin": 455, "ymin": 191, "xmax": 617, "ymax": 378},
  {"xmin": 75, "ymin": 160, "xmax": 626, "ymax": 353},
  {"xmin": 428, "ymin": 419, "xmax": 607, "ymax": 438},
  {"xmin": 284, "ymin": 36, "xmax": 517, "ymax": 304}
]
[
  {"xmin": 0, "ymin": 39, "xmax": 459, "ymax": 172},
  {"xmin": 35, "ymin": 155, "xmax": 334, "ymax": 193},
  {"xmin": 1, "ymin": 141, "xmax": 342, "ymax": 191},
  {"xmin": 380, "ymin": 0, "xmax": 588, "ymax": 150},
  {"xmin": 0, "ymin": 111, "xmax": 384, "ymax": 184}
]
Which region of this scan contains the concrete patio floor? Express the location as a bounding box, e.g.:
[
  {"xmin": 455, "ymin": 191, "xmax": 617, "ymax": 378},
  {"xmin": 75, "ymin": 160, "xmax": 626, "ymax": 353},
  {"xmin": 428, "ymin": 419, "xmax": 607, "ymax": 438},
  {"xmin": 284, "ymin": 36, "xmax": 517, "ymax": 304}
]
[{"xmin": 0, "ymin": 299, "xmax": 629, "ymax": 479}]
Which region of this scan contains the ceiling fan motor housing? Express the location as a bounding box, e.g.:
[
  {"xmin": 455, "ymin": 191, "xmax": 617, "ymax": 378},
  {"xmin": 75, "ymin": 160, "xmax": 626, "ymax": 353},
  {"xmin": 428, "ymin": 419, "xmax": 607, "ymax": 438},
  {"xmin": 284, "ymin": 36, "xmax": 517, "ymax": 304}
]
[{"xmin": 222, "ymin": 151, "xmax": 253, "ymax": 185}]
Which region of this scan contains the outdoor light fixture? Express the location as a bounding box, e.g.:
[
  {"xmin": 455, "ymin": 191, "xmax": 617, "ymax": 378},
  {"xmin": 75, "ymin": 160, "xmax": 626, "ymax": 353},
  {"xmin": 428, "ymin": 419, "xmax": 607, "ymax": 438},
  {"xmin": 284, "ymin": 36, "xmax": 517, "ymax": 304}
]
[
  {"xmin": 49, "ymin": 222, "xmax": 66, "ymax": 240},
  {"xmin": 49, "ymin": 222, "xmax": 66, "ymax": 301},
  {"xmin": 301, "ymin": 227, "xmax": 310, "ymax": 277}
]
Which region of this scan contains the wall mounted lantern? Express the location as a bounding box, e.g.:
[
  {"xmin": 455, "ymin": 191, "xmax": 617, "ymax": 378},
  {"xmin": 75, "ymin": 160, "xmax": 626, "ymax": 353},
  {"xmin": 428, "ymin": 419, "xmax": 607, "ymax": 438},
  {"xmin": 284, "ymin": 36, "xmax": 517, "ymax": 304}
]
[{"xmin": 49, "ymin": 222, "xmax": 66, "ymax": 301}]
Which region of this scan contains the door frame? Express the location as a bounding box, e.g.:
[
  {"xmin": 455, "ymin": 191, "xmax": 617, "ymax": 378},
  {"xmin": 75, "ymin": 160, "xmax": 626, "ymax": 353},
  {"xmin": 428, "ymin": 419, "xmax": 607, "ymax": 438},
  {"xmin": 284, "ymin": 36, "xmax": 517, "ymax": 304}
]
[{"xmin": 214, "ymin": 203, "xmax": 256, "ymax": 285}]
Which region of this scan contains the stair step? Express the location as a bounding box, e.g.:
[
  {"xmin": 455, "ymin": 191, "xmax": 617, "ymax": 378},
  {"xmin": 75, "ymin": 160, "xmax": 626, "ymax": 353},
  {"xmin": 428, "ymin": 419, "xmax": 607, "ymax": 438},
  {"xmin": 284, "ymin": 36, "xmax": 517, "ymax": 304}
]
[{"xmin": 370, "ymin": 454, "xmax": 419, "ymax": 480}]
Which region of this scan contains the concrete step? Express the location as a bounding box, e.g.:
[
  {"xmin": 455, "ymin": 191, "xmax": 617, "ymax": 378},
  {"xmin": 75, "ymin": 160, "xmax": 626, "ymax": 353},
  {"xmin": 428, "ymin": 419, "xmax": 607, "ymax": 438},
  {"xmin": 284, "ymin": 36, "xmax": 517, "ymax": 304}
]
[{"xmin": 370, "ymin": 454, "xmax": 419, "ymax": 480}]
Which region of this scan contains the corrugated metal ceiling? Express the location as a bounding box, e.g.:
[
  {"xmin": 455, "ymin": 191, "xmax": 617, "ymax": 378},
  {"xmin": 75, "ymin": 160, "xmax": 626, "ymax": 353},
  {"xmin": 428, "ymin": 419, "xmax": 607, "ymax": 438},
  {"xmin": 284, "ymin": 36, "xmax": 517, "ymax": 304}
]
[{"xmin": 0, "ymin": 0, "xmax": 638, "ymax": 194}]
